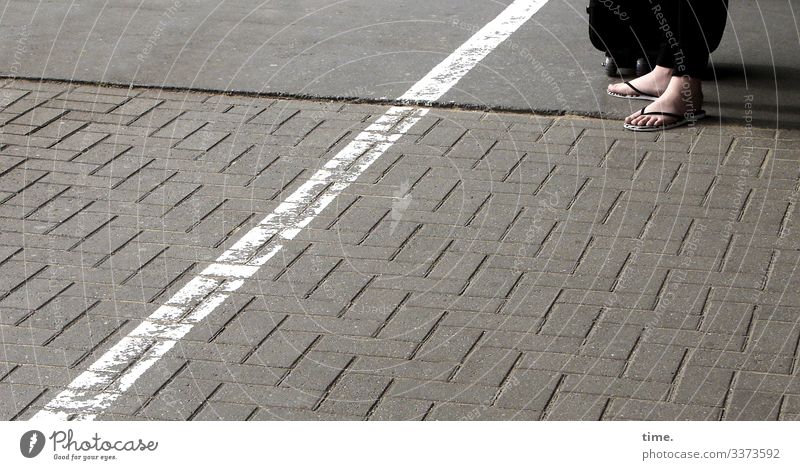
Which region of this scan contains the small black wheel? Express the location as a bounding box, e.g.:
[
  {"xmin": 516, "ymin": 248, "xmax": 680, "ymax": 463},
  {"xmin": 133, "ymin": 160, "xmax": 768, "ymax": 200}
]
[
  {"xmin": 635, "ymin": 57, "xmax": 652, "ymax": 77},
  {"xmin": 603, "ymin": 55, "xmax": 618, "ymax": 77}
]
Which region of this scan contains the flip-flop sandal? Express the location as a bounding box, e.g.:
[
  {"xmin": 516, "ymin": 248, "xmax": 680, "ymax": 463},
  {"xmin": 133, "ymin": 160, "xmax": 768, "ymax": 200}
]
[
  {"xmin": 607, "ymin": 81, "xmax": 659, "ymax": 101},
  {"xmin": 623, "ymin": 105, "xmax": 706, "ymax": 132}
]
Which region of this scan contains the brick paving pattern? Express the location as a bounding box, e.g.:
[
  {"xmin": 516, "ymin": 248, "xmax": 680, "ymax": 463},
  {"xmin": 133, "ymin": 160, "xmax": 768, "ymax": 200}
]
[{"xmin": 1, "ymin": 78, "xmax": 799, "ymax": 420}]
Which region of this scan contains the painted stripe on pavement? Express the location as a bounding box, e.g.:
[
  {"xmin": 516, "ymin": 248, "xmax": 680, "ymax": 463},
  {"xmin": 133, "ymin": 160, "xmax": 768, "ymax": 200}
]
[{"xmin": 31, "ymin": 0, "xmax": 549, "ymax": 421}]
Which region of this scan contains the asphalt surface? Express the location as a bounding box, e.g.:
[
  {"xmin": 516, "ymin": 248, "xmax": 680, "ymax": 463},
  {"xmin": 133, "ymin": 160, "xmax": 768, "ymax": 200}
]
[{"xmin": 1, "ymin": 0, "xmax": 799, "ymax": 127}]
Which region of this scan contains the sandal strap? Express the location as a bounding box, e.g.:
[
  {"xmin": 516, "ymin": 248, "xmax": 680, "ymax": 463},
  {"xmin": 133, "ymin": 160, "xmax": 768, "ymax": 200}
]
[
  {"xmin": 636, "ymin": 105, "xmax": 688, "ymax": 121},
  {"xmin": 639, "ymin": 110, "xmax": 686, "ymax": 120},
  {"xmin": 625, "ymin": 82, "xmax": 657, "ymax": 98}
]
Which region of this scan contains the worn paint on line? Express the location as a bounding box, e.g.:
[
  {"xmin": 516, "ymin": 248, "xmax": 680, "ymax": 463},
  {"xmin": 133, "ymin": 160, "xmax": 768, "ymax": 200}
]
[
  {"xmin": 400, "ymin": 0, "xmax": 549, "ymax": 103},
  {"xmin": 31, "ymin": 0, "xmax": 549, "ymax": 421}
]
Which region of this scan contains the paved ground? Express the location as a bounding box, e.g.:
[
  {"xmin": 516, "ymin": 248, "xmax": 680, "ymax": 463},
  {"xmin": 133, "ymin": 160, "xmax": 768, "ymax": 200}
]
[
  {"xmin": 1, "ymin": 0, "xmax": 800, "ymax": 422},
  {"xmin": 1, "ymin": 0, "xmax": 799, "ymax": 128},
  {"xmin": 0, "ymin": 78, "xmax": 799, "ymax": 420}
]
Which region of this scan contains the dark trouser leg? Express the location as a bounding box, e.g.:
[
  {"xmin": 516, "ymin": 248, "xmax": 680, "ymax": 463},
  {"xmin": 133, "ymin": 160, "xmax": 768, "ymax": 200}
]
[
  {"xmin": 655, "ymin": 44, "xmax": 675, "ymax": 70},
  {"xmin": 649, "ymin": 0, "xmax": 727, "ymax": 77},
  {"xmin": 674, "ymin": 0, "xmax": 711, "ymax": 77},
  {"xmin": 648, "ymin": 0, "xmax": 677, "ymax": 70}
]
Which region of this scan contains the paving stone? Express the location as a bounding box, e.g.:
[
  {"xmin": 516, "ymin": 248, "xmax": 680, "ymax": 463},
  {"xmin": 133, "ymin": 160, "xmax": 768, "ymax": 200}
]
[
  {"xmin": 545, "ymin": 392, "xmax": 608, "ymax": 420},
  {"xmin": 350, "ymin": 356, "xmax": 455, "ymax": 381},
  {"xmin": 191, "ymin": 401, "xmax": 258, "ymax": 421},
  {"xmin": 781, "ymin": 395, "xmax": 800, "ymax": 414},
  {"xmin": 0, "ymin": 383, "xmax": 47, "ymax": 420},
  {"xmin": 315, "ymin": 335, "xmax": 417, "ymax": 359},
  {"xmin": 734, "ymin": 372, "xmax": 800, "ymax": 395},
  {"xmin": 183, "ymin": 360, "xmax": 284, "ymax": 387},
  {"xmin": 138, "ymin": 378, "xmax": 220, "ymax": 420},
  {"xmin": 376, "ymin": 307, "xmax": 443, "ymax": 343},
  {"xmin": 700, "ymin": 302, "xmax": 755, "ymax": 335},
  {"xmin": 214, "ymin": 383, "xmax": 322, "ymax": 409},
  {"xmin": 317, "ymin": 373, "xmax": 392, "ymax": 416},
  {"xmin": 671, "ymin": 366, "xmax": 734, "ymax": 407},
  {"xmin": 538, "ymin": 304, "xmax": 601, "ymax": 338},
  {"xmin": 686, "ymin": 350, "xmax": 794, "ymax": 374},
  {"xmin": 519, "ymin": 351, "xmax": 625, "ymax": 377},
  {"xmin": 581, "ymin": 323, "xmax": 642, "ymax": 359},
  {"xmin": 208, "ymin": 310, "xmax": 287, "ymax": 346},
  {"xmin": 413, "ymin": 326, "xmax": 483, "ymax": 362},
  {"xmin": 427, "ymin": 403, "xmax": 541, "ymax": 420},
  {"xmin": 482, "ymin": 331, "xmax": 583, "ymax": 353},
  {"xmin": 389, "ymin": 378, "xmax": 497, "ymax": 406},
  {"xmin": 249, "ymin": 406, "xmax": 361, "ymax": 421},
  {"xmin": 493, "ymin": 369, "xmax": 561, "ymax": 411},
  {"xmin": 10, "ymin": 106, "xmax": 65, "ymax": 128},
  {"xmin": 451, "ymin": 346, "xmax": 520, "ymax": 386},
  {"xmin": 605, "ymin": 399, "xmax": 722, "ymax": 420},
  {"xmin": 281, "ymin": 351, "xmax": 353, "ymax": 391},
  {"xmin": 623, "ymin": 343, "xmax": 686, "ymax": 382},
  {"xmin": 243, "ymin": 331, "xmax": 319, "ymax": 368},
  {"xmin": 724, "ymin": 390, "xmax": 783, "ymax": 420},
  {"xmin": 747, "ymin": 321, "xmax": 800, "ymax": 355},
  {"xmin": 368, "ymin": 397, "xmax": 432, "ymax": 420}
]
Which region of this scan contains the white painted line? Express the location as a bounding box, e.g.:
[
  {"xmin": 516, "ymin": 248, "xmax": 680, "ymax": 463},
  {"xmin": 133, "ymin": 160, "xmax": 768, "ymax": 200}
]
[
  {"xmin": 31, "ymin": 0, "xmax": 548, "ymax": 421},
  {"xmin": 400, "ymin": 0, "xmax": 549, "ymax": 103},
  {"xmin": 200, "ymin": 263, "xmax": 261, "ymax": 278}
]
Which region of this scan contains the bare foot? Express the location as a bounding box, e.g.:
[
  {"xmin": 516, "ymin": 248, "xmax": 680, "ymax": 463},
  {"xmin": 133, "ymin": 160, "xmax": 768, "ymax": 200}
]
[
  {"xmin": 625, "ymin": 75, "xmax": 704, "ymax": 128},
  {"xmin": 607, "ymin": 65, "xmax": 673, "ymax": 99}
]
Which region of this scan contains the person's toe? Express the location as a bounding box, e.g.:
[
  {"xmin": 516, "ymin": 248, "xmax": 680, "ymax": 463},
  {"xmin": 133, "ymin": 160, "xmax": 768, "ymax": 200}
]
[
  {"xmin": 641, "ymin": 116, "xmax": 657, "ymax": 127},
  {"xmin": 610, "ymin": 83, "xmax": 633, "ymax": 96},
  {"xmin": 625, "ymin": 109, "xmax": 643, "ymax": 124}
]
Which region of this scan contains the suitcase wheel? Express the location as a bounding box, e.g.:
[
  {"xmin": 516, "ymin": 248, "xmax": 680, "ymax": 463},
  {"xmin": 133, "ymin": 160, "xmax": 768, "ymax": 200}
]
[
  {"xmin": 602, "ymin": 55, "xmax": 618, "ymax": 77},
  {"xmin": 635, "ymin": 58, "xmax": 653, "ymax": 77}
]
